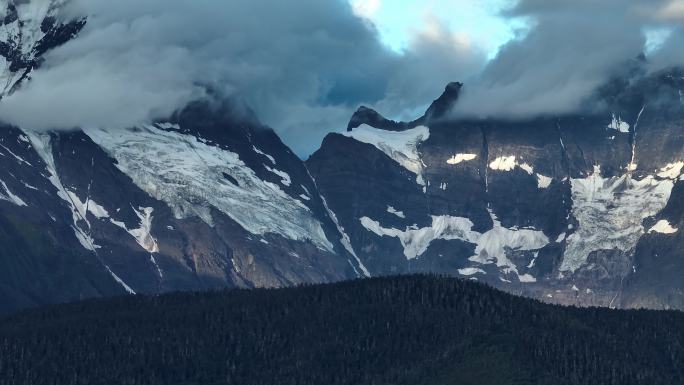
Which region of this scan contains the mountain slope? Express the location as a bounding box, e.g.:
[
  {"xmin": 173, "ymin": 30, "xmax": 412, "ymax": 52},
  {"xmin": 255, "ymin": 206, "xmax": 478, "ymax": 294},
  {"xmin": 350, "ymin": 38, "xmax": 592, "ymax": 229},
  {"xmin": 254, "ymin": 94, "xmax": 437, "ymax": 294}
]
[
  {"xmin": 0, "ymin": 99, "xmax": 364, "ymax": 315},
  {"xmin": 308, "ymin": 68, "xmax": 684, "ymax": 310},
  {"xmin": 2, "ymin": 0, "xmax": 684, "ymax": 314},
  {"xmin": 0, "ymin": 0, "xmax": 366, "ymax": 315},
  {"xmin": 1, "ymin": 275, "xmax": 682, "ymax": 385}
]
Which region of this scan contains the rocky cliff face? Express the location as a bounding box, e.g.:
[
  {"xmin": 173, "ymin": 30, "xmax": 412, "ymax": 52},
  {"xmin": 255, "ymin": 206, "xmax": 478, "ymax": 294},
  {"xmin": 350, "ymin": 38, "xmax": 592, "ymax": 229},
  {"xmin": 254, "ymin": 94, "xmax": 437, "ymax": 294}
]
[
  {"xmin": 0, "ymin": 0, "xmax": 368, "ymax": 314},
  {"xmin": 308, "ymin": 68, "xmax": 684, "ymax": 310},
  {"xmin": 1, "ymin": 0, "xmax": 684, "ymax": 314},
  {"xmin": 0, "ymin": 99, "xmax": 368, "ymax": 314}
]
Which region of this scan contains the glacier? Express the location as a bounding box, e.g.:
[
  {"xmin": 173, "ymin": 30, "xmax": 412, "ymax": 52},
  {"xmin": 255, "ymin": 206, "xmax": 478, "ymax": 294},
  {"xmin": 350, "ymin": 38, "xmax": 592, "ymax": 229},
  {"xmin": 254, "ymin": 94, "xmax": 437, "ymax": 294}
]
[
  {"xmin": 83, "ymin": 124, "xmax": 335, "ymax": 251},
  {"xmin": 344, "ymin": 124, "xmax": 430, "ymax": 187},
  {"xmin": 561, "ymin": 168, "xmax": 676, "ymax": 272}
]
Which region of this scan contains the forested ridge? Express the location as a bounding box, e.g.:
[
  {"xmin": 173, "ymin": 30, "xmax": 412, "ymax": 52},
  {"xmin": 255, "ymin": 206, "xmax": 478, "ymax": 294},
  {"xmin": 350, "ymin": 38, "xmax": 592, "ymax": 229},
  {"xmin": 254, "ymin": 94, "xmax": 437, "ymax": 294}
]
[{"xmin": 0, "ymin": 275, "xmax": 682, "ymax": 385}]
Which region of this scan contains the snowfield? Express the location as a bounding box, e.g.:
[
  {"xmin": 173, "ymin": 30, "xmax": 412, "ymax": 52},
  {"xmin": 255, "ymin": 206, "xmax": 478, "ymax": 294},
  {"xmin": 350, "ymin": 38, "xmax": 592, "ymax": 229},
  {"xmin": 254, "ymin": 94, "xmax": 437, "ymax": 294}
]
[
  {"xmin": 344, "ymin": 124, "xmax": 430, "ymax": 187},
  {"xmin": 84, "ymin": 124, "xmax": 334, "ymax": 251}
]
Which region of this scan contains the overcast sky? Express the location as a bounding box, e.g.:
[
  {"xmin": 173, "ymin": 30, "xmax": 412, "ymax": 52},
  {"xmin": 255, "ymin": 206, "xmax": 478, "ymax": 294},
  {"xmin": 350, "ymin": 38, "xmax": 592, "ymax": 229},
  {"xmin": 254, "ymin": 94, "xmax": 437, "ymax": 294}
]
[{"xmin": 1, "ymin": 0, "xmax": 684, "ymax": 156}]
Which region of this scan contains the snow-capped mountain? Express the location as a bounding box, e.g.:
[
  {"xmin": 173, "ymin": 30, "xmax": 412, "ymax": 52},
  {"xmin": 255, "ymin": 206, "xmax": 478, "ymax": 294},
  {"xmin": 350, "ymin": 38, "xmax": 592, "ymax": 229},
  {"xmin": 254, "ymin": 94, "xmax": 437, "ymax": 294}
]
[
  {"xmin": 0, "ymin": 1, "xmax": 367, "ymax": 314},
  {"xmin": 0, "ymin": 98, "xmax": 365, "ymax": 314},
  {"xmin": 2, "ymin": 0, "xmax": 684, "ymax": 314},
  {"xmin": 308, "ymin": 68, "xmax": 684, "ymax": 310},
  {"xmin": 0, "ymin": 0, "xmax": 84, "ymax": 98}
]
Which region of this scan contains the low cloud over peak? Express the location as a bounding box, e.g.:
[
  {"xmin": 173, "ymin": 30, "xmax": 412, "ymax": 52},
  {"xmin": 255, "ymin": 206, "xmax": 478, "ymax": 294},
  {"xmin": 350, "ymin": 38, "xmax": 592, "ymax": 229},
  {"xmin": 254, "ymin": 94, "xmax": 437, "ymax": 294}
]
[
  {"xmin": 0, "ymin": 0, "xmax": 484, "ymax": 156},
  {"xmin": 0, "ymin": 0, "xmax": 684, "ymax": 155},
  {"xmin": 452, "ymin": 0, "xmax": 684, "ymax": 119}
]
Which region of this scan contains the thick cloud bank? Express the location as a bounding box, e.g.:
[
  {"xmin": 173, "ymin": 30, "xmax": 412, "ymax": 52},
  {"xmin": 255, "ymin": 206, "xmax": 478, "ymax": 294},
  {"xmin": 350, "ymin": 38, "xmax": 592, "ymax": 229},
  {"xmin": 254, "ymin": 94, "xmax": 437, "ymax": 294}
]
[
  {"xmin": 454, "ymin": 0, "xmax": 684, "ymax": 118},
  {"xmin": 1, "ymin": 0, "xmax": 684, "ymax": 155},
  {"xmin": 0, "ymin": 0, "xmax": 484, "ymax": 155}
]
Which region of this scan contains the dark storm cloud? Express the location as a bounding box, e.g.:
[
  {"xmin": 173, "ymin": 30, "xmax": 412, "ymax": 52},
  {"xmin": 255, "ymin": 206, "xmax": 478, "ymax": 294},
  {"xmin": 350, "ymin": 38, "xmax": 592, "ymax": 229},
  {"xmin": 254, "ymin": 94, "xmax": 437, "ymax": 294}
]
[
  {"xmin": 3, "ymin": 0, "xmax": 684, "ymax": 155},
  {"xmin": 453, "ymin": 0, "xmax": 654, "ymax": 118},
  {"xmin": 0, "ymin": 0, "xmax": 485, "ymax": 156},
  {"xmin": 649, "ymin": 0, "xmax": 684, "ymax": 70},
  {"xmin": 453, "ymin": 0, "xmax": 684, "ymax": 118}
]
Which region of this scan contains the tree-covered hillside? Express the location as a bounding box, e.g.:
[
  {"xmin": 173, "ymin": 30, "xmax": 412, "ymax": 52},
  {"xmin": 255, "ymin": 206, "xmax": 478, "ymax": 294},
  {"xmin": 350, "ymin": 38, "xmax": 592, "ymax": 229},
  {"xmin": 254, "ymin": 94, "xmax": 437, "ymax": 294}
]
[{"xmin": 0, "ymin": 275, "xmax": 682, "ymax": 385}]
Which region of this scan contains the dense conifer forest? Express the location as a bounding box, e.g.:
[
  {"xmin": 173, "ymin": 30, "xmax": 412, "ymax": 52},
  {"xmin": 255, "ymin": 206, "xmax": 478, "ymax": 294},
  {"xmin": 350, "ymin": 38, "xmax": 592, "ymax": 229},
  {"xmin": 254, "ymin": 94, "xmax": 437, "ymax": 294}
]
[{"xmin": 0, "ymin": 275, "xmax": 682, "ymax": 385}]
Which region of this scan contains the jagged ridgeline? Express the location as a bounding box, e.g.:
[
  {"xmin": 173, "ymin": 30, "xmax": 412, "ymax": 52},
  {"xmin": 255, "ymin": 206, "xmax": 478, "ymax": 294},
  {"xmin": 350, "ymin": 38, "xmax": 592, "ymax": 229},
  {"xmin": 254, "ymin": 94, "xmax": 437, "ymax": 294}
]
[
  {"xmin": 1, "ymin": 0, "xmax": 684, "ymax": 316},
  {"xmin": 308, "ymin": 68, "xmax": 684, "ymax": 310},
  {"xmin": 0, "ymin": 275, "xmax": 682, "ymax": 385}
]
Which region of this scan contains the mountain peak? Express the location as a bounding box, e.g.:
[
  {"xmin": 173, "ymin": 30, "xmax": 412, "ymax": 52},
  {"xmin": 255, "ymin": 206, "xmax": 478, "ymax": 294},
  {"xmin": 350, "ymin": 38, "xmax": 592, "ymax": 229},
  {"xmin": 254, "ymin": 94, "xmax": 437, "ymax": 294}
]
[
  {"xmin": 346, "ymin": 81, "xmax": 463, "ymax": 132},
  {"xmin": 423, "ymin": 81, "xmax": 462, "ymax": 121},
  {"xmin": 346, "ymin": 105, "xmax": 408, "ymax": 132}
]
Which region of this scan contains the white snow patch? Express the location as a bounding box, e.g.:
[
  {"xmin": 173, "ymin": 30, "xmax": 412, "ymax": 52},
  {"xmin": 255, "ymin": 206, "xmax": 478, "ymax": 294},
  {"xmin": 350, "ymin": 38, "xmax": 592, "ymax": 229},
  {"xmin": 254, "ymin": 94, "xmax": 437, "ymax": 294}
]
[
  {"xmin": 321, "ymin": 196, "xmax": 370, "ymax": 277},
  {"xmin": 86, "ymin": 200, "xmax": 109, "ymax": 219},
  {"xmin": 447, "ymin": 153, "xmax": 477, "ymax": 165},
  {"xmin": 26, "ymin": 132, "xmax": 100, "ymax": 251},
  {"xmin": 360, "ymin": 209, "xmax": 548, "ymax": 282},
  {"xmin": 658, "ymin": 162, "xmax": 684, "ymax": 179},
  {"xmin": 387, "ymin": 205, "xmax": 405, "ymax": 218},
  {"xmin": 109, "ymin": 207, "xmax": 159, "ymax": 253},
  {"xmin": 150, "ymin": 254, "xmax": 163, "ymax": 278},
  {"xmin": 156, "ymin": 122, "xmax": 180, "ymax": 130},
  {"xmin": 299, "ymin": 193, "xmax": 311, "ymax": 201},
  {"xmin": 231, "ymin": 257, "xmax": 241, "ymax": 273},
  {"xmin": 537, "ymin": 174, "xmax": 553, "ymax": 189},
  {"xmin": 489, "ymin": 155, "xmax": 550, "ymax": 190},
  {"xmin": 0, "ymin": 143, "xmax": 32, "ymax": 166},
  {"xmin": 607, "ymin": 113, "xmax": 630, "ymax": 133},
  {"xmin": 468, "ymin": 210, "xmax": 547, "ymax": 282},
  {"xmin": 344, "ymin": 124, "xmax": 430, "ymax": 186},
  {"xmin": 129, "ymin": 207, "xmax": 159, "ymax": 253},
  {"xmin": 649, "ymin": 219, "xmax": 678, "ymax": 234},
  {"xmin": 264, "ymin": 165, "xmax": 292, "ymax": 186},
  {"xmin": 21, "ymin": 181, "xmax": 38, "ymax": 190},
  {"xmin": 360, "ymin": 215, "xmax": 478, "ymax": 260},
  {"xmin": 518, "ymin": 274, "xmax": 537, "ymax": 283},
  {"xmin": 458, "ymin": 267, "xmax": 485, "ymax": 276},
  {"xmin": 519, "ymin": 163, "xmax": 534, "ymax": 175},
  {"xmin": 253, "ymin": 146, "xmax": 276, "ymax": 164},
  {"xmin": 489, "ymin": 156, "xmax": 517, "ymax": 171},
  {"xmin": 84, "ymin": 125, "xmax": 334, "ymax": 251},
  {"xmin": 555, "ymin": 232, "xmax": 567, "ymax": 243},
  {"xmin": 0, "ymin": 180, "xmax": 27, "ymax": 206},
  {"xmin": 561, "ymin": 169, "xmax": 675, "ymax": 272},
  {"xmin": 105, "ymin": 266, "xmax": 136, "ymax": 295}
]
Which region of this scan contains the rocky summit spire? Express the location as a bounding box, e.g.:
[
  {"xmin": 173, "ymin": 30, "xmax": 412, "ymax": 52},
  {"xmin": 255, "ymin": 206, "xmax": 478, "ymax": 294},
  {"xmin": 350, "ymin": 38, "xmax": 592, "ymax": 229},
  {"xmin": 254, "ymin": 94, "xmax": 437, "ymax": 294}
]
[
  {"xmin": 346, "ymin": 106, "xmax": 409, "ymax": 132},
  {"xmin": 422, "ymin": 81, "xmax": 463, "ymax": 122},
  {"xmin": 346, "ymin": 81, "xmax": 463, "ymax": 132}
]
